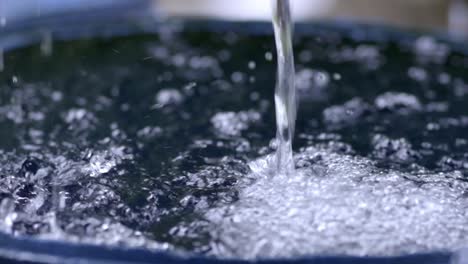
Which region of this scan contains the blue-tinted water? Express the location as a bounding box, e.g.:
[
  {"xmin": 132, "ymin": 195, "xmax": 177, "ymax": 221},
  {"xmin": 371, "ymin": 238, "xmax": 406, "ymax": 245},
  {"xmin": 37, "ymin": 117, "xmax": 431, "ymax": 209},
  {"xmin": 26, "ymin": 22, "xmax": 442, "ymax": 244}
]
[
  {"xmin": 0, "ymin": 23, "xmax": 467, "ymax": 259},
  {"xmin": 271, "ymin": 0, "xmax": 296, "ymax": 175}
]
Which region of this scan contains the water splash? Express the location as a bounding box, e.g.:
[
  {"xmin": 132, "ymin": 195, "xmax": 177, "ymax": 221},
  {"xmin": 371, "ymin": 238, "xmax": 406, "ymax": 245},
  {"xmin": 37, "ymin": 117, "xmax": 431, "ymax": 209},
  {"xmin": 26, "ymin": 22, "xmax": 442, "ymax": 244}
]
[
  {"xmin": 203, "ymin": 146, "xmax": 468, "ymax": 259},
  {"xmin": 271, "ymin": 0, "xmax": 296, "ymax": 175}
]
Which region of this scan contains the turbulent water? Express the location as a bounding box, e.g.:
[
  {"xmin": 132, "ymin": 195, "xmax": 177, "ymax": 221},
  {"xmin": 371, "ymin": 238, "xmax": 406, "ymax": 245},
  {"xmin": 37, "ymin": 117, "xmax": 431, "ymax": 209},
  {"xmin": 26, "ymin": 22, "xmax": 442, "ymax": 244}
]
[{"xmin": 0, "ymin": 21, "xmax": 468, "ymax": 259}]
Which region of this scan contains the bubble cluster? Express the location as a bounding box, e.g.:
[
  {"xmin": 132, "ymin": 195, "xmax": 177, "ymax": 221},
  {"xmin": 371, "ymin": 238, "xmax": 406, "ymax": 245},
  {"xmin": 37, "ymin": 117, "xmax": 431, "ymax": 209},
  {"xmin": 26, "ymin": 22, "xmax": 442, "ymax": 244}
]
[
  {"xmin": 323, "ymin": 98, "xmax": 371, "ymax": 126},
  {"xmin": 202, "ymin": 146, "xmax": 468, "ymax": 259}
]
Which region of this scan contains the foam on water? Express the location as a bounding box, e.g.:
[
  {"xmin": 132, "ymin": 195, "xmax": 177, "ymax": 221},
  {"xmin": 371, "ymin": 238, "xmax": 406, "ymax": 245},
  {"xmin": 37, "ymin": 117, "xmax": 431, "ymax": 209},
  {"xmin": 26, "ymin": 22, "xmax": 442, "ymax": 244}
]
[{"xmin": 203, "ymin": 145, "xmax": 468, "ymax": 258}]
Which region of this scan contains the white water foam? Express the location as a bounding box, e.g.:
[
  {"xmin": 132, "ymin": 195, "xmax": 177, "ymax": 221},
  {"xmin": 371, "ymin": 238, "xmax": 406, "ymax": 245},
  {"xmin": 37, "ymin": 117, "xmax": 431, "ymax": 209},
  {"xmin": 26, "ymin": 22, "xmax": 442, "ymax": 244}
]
[{"xmin": 203, "ymin": 145, "xmax": 468, "ymax": 259}]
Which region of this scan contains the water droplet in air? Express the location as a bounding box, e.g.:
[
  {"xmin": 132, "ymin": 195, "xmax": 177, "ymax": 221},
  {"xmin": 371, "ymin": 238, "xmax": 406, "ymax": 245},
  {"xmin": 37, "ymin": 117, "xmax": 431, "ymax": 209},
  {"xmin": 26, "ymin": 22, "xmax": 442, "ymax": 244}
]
[
  {"xmin": 248, "ymin": 61, "xmax": 256, "ymax": 70},
  {"xmin": 0, "ymin": 48, "xmax": 3, "ymax": 72},
  {"xmin": 332, "ymin": 73, "xmax": 341, "ymax": 80},
  {"xmin": 40, "ymin": 31, "xmax": 53, "ymax": 56}
]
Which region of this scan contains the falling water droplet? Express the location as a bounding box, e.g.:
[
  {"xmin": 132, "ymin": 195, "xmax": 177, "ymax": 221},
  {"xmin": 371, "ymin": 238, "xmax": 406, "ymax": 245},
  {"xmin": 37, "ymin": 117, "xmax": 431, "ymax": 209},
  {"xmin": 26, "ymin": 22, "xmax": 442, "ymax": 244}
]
[
  {"xmin": 40, "ymin": 30, "xmax": 53, "ymax": 56},
  {"xmin": 0, "ymin": 48, "xmax": 4, "ymax": 72},
  {"xmin": 48, "ymin": 175, "xmax": 64, "ymax": 236},
  {"xmin": 36, "ymin": 0, "xmax": 41, "ymax": 16},
  {"xmin": 0, "ymin": 0, "xmax": 6, "ymax": 27}
]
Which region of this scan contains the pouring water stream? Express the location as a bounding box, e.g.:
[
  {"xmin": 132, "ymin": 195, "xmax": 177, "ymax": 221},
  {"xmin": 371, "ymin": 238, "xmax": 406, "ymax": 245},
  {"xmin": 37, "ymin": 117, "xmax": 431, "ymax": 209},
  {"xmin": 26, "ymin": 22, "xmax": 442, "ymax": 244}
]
[{"xmin": 271, "ymin": 0, "xmax": 296, "ymax": 175}]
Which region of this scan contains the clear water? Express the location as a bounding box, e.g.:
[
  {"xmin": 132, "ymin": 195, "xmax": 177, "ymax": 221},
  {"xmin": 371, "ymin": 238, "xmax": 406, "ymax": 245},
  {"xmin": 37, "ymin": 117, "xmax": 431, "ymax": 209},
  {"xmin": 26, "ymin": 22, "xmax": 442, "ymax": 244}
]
[
  {"xmin": 0, "ymin": 23, "xmax": 467, "ymax": 259},
  {"xmin": 272, "ymin": 0, "xmax": 296, "ymax": 175}
]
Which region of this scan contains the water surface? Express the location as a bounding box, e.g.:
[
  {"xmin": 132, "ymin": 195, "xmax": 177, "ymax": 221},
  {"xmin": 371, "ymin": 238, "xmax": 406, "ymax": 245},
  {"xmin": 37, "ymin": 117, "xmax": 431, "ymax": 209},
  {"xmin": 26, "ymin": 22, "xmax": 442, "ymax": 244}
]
[{"xmin": 0, "ymin": 23, "xmax": 467, "ymax": 259}]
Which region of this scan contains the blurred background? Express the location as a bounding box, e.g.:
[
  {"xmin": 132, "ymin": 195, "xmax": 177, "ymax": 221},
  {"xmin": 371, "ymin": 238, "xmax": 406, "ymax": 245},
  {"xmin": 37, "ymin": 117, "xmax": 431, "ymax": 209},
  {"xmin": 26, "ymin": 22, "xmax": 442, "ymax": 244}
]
[
  {"xmin": 159, "ymin": 0, "xmax": 468, "ymax": 38},
  {"xmin": 1, "ymin": 0, "xmax": 468, "ymax": 38}
]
